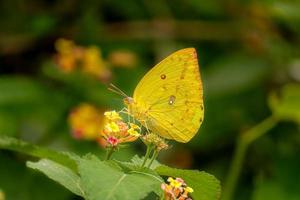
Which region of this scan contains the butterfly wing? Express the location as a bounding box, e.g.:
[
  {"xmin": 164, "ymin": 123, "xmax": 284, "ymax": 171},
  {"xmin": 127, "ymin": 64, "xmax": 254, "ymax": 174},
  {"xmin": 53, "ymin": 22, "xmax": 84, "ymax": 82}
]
[{"xmin": 132, "ymin": 48, "xmax": 204, "ymax": 143}]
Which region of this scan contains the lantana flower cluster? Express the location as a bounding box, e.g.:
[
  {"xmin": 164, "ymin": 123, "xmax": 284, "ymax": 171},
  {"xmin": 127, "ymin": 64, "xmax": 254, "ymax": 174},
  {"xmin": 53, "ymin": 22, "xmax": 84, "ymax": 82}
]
[
  {"xmin": 161, "ymin": 177, "xmax": 194, "ymax": 200},
  {"xmin": 69, "ymin": 103, "xmax": 105, "ymax": 142},
  {"xmin": 69, "ymin": 105, "xmax": 142, "ymax": 148},
  {"xmin": 102, "ymin": 111, "xmax": 140, "ymax": 147},
  {"xmin": 54, "ymin": 38, "xmax": 110, "ymax": 81},
  {"xmin": 142, "ymin": 133, "xmax": 169, "ymax": 152}
]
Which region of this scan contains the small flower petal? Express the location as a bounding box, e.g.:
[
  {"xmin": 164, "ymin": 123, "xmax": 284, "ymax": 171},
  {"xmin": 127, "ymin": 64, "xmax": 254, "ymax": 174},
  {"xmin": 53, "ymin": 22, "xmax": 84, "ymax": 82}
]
[
  {"xmin": 128, "ymin": 128, "xmax": 140, "ymax": 137},
  {"xmin": 185, "ymin": 187, "xmax": 194, "ymax": 193},
  {"xmin": 104, "ymin": 110, "xmax": 122, "ymax": 121},
  {"xmin": 105, "ymin": 122, "xmax": 120, "ymax": 133},
  {"xmin": 129, "ymin": 123, "xmax": 140, "ymax": 130},
  {"xmin": 167, "ymin": 177, "xmax": 175, "ymax": 183}
]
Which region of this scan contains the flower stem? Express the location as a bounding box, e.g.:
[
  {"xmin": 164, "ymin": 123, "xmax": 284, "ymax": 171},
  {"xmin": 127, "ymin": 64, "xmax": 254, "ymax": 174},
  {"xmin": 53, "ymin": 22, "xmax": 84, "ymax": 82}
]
[
  {"xmin": 159, "ymin": 193, "xmax": 165, "ymax": 200},
  {"xmin": 147, "ymin": 149, "xmax": 159, "ymax": 168},
  {"xmin": 222, "ymin": 116, "xmax": 278, "ymax": 200},
  {"xmin": 141, "ymin": 145, "xmax": 152, "ymax": 168},
  {"xmin": 105, "ymin": 147, "xmax": 115, "ymax": 160}
]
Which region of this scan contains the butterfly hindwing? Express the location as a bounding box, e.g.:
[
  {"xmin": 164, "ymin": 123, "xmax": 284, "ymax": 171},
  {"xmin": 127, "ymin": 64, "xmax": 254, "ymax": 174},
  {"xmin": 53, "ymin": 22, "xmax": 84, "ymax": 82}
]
[{"xmin": 132, "ymin": 48, "xmax": 204, "ymax": 143}]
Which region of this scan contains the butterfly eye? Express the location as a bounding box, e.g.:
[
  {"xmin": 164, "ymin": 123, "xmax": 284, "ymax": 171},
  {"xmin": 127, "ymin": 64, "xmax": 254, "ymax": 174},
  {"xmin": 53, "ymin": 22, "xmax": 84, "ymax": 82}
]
[{"xmin": 168, "ymin": 95, "xmax": 176, "ymax": 105}]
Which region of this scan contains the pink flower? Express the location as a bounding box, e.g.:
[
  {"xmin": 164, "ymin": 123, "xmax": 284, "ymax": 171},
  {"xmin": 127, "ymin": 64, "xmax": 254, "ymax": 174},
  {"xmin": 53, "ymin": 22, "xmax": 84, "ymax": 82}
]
[{"xmin": 107, "ymin": 136, "xmax": 119, "ymax": 146}]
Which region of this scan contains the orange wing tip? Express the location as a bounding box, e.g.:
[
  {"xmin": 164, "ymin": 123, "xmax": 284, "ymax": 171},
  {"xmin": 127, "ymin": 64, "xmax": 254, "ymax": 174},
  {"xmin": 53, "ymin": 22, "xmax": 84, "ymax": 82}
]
[
  {"xmin": 174, "ymin": 47, "xmax": 196, "ymax": 54},
  {"xmin": 174, "ymin": 48, "xmax": 198, "ymax": 61}
]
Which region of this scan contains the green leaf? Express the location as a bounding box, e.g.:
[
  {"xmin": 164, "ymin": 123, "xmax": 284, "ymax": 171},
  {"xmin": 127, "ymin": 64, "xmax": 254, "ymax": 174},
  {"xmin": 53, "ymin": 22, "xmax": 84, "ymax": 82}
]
[
  {"xmin": 0, "ymin": 77, "xmax": 45, "ymax": 105},
  {"xmin": 0, "ymin": 136, "xmax": 78, "ymax": 171},
  {"xmin": 131, "ymin": 155, "xmax": 162, "ymax": 170},
  {"xmin": 27, "ymin": 159, "xmax": 84, "ymax": 197},
  {"xmin": 269, "ymin": 84, "xmax": 300, "ymax": 123},
  {"xmin": 78, "ymin": 155, "xmax": 163, "ymax": 200},
  {"xmin": 115, "ymin": 155, "xmax": 162, "ymax": 171},
  {"xmin": 155, "ymin": 165, "xmax": 221, "ymax": 200},
  {"xmin": 0, "ymin": 152, "xmax": 72, "ymax": 200}
]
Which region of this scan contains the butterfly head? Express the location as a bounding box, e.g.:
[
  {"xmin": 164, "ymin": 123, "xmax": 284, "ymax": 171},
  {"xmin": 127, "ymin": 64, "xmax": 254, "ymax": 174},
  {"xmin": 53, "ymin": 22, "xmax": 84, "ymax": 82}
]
[
  {"xmin": 123, "ymin": 97, "xmax": 134, "ymax": 106},
  {"xmin": 123, "ymin": 96, "xmax": 135, "ymax": 116}
]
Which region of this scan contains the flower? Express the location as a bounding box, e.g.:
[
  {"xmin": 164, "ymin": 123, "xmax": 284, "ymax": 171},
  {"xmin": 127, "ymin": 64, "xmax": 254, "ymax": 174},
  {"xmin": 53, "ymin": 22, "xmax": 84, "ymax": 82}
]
[
  {"xmin": 68, "ymin": 103, "xmax": 106, "ymax": 147},
  {"xmin": 128, "ymin": 128, "xmax": 140, "ymax": 137},
  {"xmin": 168, "ymin": 177, "xmax": 183, "ymax": 188},
  {"xmin": 82, "ymin": 46, "xmax": 111, "ymax": 80},
  {"xmin": 107, "ymin": 136, "xmax": 119, "ymax": 146},
  {"xmin": 104, "ymin": 110, "xmax": 122, "ymax": 121},
  {"xmin": 130, "ymin": 123, "xmax": 140, "ymax": 130},
  {"xmin": 55, "ymin": 38, "xmax": 78, "ymax": 72},
  {"xmin": 101, "ymin": 110, "xmax": 140, "ymax": 147},
  {"xmin": 54, "ymin": 38, "xmax": 111, "ymax": 81},
  {"xmin": 118, "ymin": 121, "xmax": 129, "ymax": 134},
  {"xmin": 105, "ymin": 122, "xmax": 120, "ymax": 133},
  {"xmin": 185, "ymin": 187, "xmax": 194, "ymax": 193},
  {"xmin": 161, "ymin": 177, "xmax": 193, "ymax": 200},
  {"xmin": 142, "ymin": 133, "xmax": 169, "ymax": 151}
]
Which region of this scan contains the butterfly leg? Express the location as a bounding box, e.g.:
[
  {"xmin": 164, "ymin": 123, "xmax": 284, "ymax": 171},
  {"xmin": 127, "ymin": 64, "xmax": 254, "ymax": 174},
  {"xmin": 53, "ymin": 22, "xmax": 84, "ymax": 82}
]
[
  {"xmin": 118, "ymin": 107, "xmax": 128, "ymax": 114},
  {"xmin": 140, "ymin": 119, "xmax": 151, "ymax": 134},
  {"xmin": 119, "ymin": 107, "xmax": 132, "ymax": 123}
]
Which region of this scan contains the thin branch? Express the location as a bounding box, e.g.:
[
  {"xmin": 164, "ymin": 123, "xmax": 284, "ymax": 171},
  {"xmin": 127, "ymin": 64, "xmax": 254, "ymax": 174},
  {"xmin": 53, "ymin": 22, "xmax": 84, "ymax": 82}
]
[{"xmin": 222, "ymin": 116, "xmax": 278, "ymax": 200}]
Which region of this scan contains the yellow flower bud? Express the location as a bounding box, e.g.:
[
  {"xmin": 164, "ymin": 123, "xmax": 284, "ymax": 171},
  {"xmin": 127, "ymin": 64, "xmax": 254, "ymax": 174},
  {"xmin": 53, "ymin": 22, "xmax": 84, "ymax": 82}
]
[{"xmin": 185, "ymin": 186, "xmax": 194, "ymax": 193}]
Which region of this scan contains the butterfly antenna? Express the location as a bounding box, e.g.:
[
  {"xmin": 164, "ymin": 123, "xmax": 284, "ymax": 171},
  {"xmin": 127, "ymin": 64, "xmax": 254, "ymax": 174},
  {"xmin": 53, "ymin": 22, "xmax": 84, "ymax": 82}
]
[{"xmin": 108, "ymin": 83, "xmax": 128, "ymax": 98}]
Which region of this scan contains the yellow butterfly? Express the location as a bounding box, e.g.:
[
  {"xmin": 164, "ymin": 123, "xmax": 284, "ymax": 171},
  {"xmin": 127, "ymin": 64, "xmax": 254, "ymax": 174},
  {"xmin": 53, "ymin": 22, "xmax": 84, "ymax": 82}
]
[{"xmin": 112, "ymin": 48, "xmax": 204, "ymax": 143}]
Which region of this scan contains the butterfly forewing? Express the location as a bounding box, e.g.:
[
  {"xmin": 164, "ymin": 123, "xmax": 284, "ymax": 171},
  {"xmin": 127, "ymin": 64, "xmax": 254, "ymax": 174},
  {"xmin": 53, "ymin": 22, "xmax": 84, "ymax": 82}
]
[{"xmin": 132, "ymin": 48, "xmax": 204, "ymax": 143}]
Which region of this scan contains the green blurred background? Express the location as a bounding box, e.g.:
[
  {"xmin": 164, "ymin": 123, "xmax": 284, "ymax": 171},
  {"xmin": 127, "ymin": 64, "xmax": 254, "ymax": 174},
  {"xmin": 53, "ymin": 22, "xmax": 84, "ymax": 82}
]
[{"xmin": 0, "ymin": 0, "xmax": 300, "ymax": 200}]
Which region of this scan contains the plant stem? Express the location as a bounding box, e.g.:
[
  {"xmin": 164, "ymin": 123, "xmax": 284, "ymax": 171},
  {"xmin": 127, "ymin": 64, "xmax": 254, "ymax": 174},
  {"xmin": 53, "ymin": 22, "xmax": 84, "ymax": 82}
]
[
  {"xmin": 222, "ymin": 139, "xmax": 248, "ymax": 200},
  {"xmin": 141, "ymin": 145, "xmax": 152, "ymax": 168},
  {"xmin": 159, "ymin": 193, "xmax": 165, "ymax": 200},
  {"xmin": 147, "ymin": 149, "xmax": 159, "ymax": 168},
  {"xmin": 105, "ymin": 147, "xmax": 115, "ymax": 160},
  {"xmin": 222, "ymin": 116, "xmax": 278, "ymax": 200}
]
